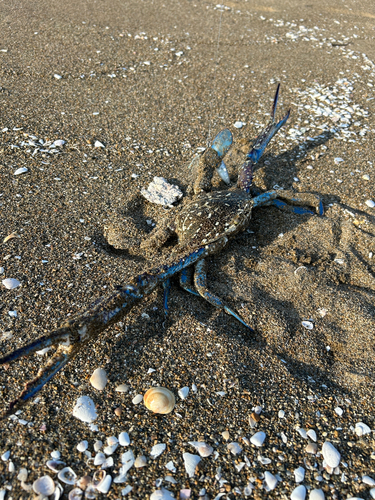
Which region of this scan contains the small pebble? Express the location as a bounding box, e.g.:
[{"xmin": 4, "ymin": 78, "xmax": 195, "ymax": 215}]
[{"xmin": 132, "ymin": 394, "xmax": 143, "ymax": 405}]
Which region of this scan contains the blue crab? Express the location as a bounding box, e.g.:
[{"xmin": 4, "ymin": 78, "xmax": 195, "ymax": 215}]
[{"xmin": 0, "ymin": 85, "xmax": 323, "ymax": 418}]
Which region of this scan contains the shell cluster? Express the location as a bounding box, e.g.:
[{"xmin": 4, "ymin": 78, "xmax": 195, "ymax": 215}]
[{"xmin": 144, "ymin": 387, "xmax": 175, "ymax": 414}]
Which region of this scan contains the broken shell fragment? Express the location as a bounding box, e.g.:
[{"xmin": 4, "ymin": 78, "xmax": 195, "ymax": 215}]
[
  {"xmin": 33, "ymin": 475, "xmax": 55, "ymax": 496},
  {"xmin": 188, "ymin": 441, "xmax": 213, "ymax": 457},
  {"xmin": 3, "ymin": 232, "xmax": 19, "ymax": 243},
  {"xmin": 134, "ymin": 455, "xmax": 147, "ymax": 468},
  {"xmin": 90, "ymin": 368, "xmax": 108, "ymax": 391},
  {"xmin": 72, "ymin": 396, "xmax": 97, "ymax": 422},
  {"xmin": 144, "ymin": 387, "xmax": 175, "ymax": 414},
  {"xmin": 2, "ymin": 278, "xmax": 21, "ymax": 290}
]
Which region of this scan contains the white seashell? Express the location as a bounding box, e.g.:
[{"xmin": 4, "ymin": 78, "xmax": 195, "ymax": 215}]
[
  {"xmin": 144, "ymin": 387, "xmax": 175, "ymax": 414},
  {"xmin": 14, "ymin": 167, "xmax": 28, "ymax": 175},
  {"xmin": 32, "ymin": 475, "xmax": 55, "ymax": 496},
  {"xmin": 54, "ymin": 74, "xmax": 62, "ymax": 79},
  {"xmin": 8, "ymin": 310, "xmax": 17, "ymax": 318},
  {"xmin": 234, "ymin": 121, "xmax": 245, "ymax": 129},
  {"xmin": 121, "ymin": 450, "xmax": 135, "ymax": 474},
  {"xmin": 46, "ymin": 460, "xmax": 66, "ymax": 472},
  {"xmin": 291, "ymin": 485, "xmax": 306, "ymax": 500},
  {"xmin": 94, "ymin": 140, "xmax": 105, "ymax": 148},
  {"xmin": 92, "ymin": 470, "xmax": 106, "ymax": 486},
  {"xmin": 165, "ymin": 476, "xmax": 177, "ymax": 484},
  {"xmin": 334, "ymin": 407, "xmax": 343, "ymax": 416},
  {"xmin": 150, "ymin": 489, "xmax": 175, "ymax": 500},
  {"xmin": 307, "ymin": 429, "xmax": 317, "ymax": 442},
  {"xmin": 94, "ymin": 440, "xmax": 103, "ymax": 451},
  {"xmin": 72, "ymin": 396, "xmax": 97, "ymax": 422},
  {"xmin": 227, "ymin": 442, "xmax": 242, "ymax": 456},
  {"xmin": 222, "ymin": 430, "xmax": 230, "ymax": 440},
  {"xmin": 134, "ymin": 455, "xmax": 147, "ymax": 467},
  {"xmin": 183, "ymin": 453, "xmax": 201, "ymax": 478},
  {"xmin": 58, "ymin": 467, "xmax": 77, "ymax": 485},
  {"xmin": 278, "ymin": 410, "xmax": 285, "ymax": 418},
  {"xmin": 96, "ymin": 474, "xmax": 112, "ymax": 494},
  {"xmin": 122, "ymin": 485, "xmax": 133, "ymax": 495},
  {"xmin": 297, "ymin": 428, "xmax": 308, "ymax": 439},
  {"xmin": 165, "ymin": 461, "xmax": 176, "ymax": 473},
  {"xmin": 0, "ymin": 268, "xmax": 4, "ymax": 274},
  {"xmin": 115, "ymin": 383, "xmax": 129, "ymax": 393},
  {"xmin": 302, "ymin": 320, "xmax": 314, "ymax": 330},
  {"xmin": 90, "ymin": 368, "xmax": 108, "ymax": 390},
  {"xmin": 94, "ymin": 452, "xmax": 106, "ymax": 465},
  {"xmin": 355, "ymin": 422, "xmax": 371, "ymax": 436},
  {"xmin": 69, "ymin": 488, "xmax": 83, "ymax": 500},
  {"xmin": 104, "ymin": 444, "xmax": 118, "ymax": 455},
  {"xmin": 258, "ymin": 455, "xmax": 271, "ymax": 465},
  {"xmin": 132, "ymin": 394, "xmax": 143, "ymax": 405},
  {"xmin": 107, "ymin": 436, "xmax": 118, "ymax": 446},
  {"xmin": 1, "ymin": 451, "xmax": 10, "ymax": 461},
  {"xmin": 322, "ymin": 441, "xmax": 341, "ymax": 468},
  {"xmin": 216, "ymin": 161, "xmax": 230, "ymax": 184},
  {"xmin": 365, "ymin": 200, "xmax": 375, "ymax": 208},
  {"xmin": 150, "ymin": 443, "xmax": 166, "ymax": 459},
  {"xmin": 250, "ymin": 431, "xmax": 266, "ymax": 447},
  {"xmin": 119, "ymin": 432, "xmax": 130, "ymax": 446},
  {"xmin": 17, "ymin": 468, "xmax": 28, "ymax": 482},
  {"xmin": 264, "ymin": 471, "xmax": 278, "ymax": 490},
  {"xmin": 309, "ymin": 489, "xmax": 325, "ymax": 500},
  {"xmin": 294, "ymin": 466, "xmax": 305, "ymax": 483},
  {"xmin": 76, "ymin": 440, "xmax": 88, "ymax": 452},
  {"xmin": 52, "ymin": 140, "xmax": 65, "ymax": 147},
  {"xmin": 178, "ymin": 387, "xmax": 189, "ymax": 400},
  {"xmin": 101, "ymin": 457, "xmax": 114, "ymax": 469},
  {"xmin": 188, "ymin": 441, "xmax": 213, "ymax": 457},
  {"xmin": 363, "ymin": 475, "xmax": 375, "ymax": 486},
  {"xmin": 2, "ymin": 278, "xmax": 21, "ymax": 290}
]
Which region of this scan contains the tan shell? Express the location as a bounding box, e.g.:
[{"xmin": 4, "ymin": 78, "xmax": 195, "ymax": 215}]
[{"xmin": 144, "ymin": 387, "xmax": 175, "ymax": 414}]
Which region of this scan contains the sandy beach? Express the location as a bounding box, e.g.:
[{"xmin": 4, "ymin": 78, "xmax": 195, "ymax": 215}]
[{"xmin": 0, "ymin": 0, "xmax": 375, "ymax": 498}]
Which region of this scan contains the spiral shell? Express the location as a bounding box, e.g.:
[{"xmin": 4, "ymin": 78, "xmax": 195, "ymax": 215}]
[{"xmin": 144, "ymin": 387, "xmax": 175, "ymax": 414}]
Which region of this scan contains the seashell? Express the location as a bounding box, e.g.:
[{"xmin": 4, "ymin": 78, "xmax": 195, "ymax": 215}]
[
  {"xmin": 46, "ymin": 460, "xmax": 66, "ymax": 472},
  {"xmin": 0, "ymin": 267, "xmax": 4, "ymax": 274},
  {"xmin": 76, "ymin": 475, "xmax": 92, "ymax": 490},
  {"xmin": 227, "ymin": 442, "xmax": 242, "ymax": 456},
  {"xmin": 94, "ymin": 140, "xmax": 105, "ymax": 148},
  {"xmin": 183, "ymin": 453, "xmax": 201, "ymax": 478},
  {"xmin": 305, "ymin": 443, "xmax": 318, "ymax": 454},
  {"xmin": 119, "ymin": 432, "xmax": 130, "ymax": 446},
  {"xmin": 84, "ymin": 484, "xmax": 98, "ymax": 499},
  {"xmin": 307, "ymin": 429, "xmax": 317, "ymax": 442},
  {"xmin": 302, "ymin": 320, "xmax": 314, "ymax": 330},
  {"xmin": 144, "ymin": 387, "xmax": 175, "ymax": 414},
  {"xmin": 17, "ymin": 468, "xmax": 28, "ymax": 482},
  {"xmin": 178, "ymin": 387, "xmax": 189, "ymax": 400},
  {"xmin": 290, "ymin": 485, "xmax": 306, "ymax": 500},
  {"xmin": 309, "ymin": 489, "xmax": 325, "ymax": 500},
  {"xmin": 122, "ymin": 485, "xmax": 133, "ymax": 495},
  {"xmin": 3, "ymin": 232, "xmax": 19, "ymax": 243},
  {"xmin": 52, "ymin": 139, "xmax": 66, "ymax": 147},
  {"xmin": 132, "ymin": 394, "xmax": 143, "ymax": 405},
  {"xmin": 222, "ymin": 430, "xmax": 230, "ymax": 441},
  {"xmin": 58, "ymin": 466, "xmax": 77, "ymax": 485},
  {"xmin": 69, "ymin": 488, "xmax": 83, "ymax": 500},
  {"xmin": 1, "ymin": 451, "xmax": 10, "ymax": 461},
  {"xmin": 54, "ymin": 74, "xmax": 62, "ymax": 79},
  {"xmin": 2, "ymin": 278, "xmax": 21, "ymax": 290},
  {"xmin": 134, "ymin": 455, "xmax": 147, "ymax": 468},
  {"xmin": 92, "ymin": 470, "xmax": 106, "ymax": 487},
  {"xmin": 294, "ymin": 466, "xmax": 305, "ymax": 483},
  {"xmin": 76, "ymin": 440, "xmax": 88, "ymax": 452},
  {"xmin": 93, "ymin": 440, "xmax": 103, "ymax": 452},
  {"xmin": 114, "ymin": 407, "xmax": 122, "ymax": 416},
  {"xmin": 365, "ymin": 200, "xmax": 375, "ymax": 208},
  {"xmin": 13, "ymin": 167, "xmax": 28, "ymax": 175},
  {"xmin": 101, "ymin": 457, "xmax": 114, "ymax": 469},
  {"xmin": 51, "ymin": 482, "xmax": 63, "ymax": 500},
  {"xmin": 188, "ymin": 441, "xmax": 213, "ymax": 458},
  {"xmin": 115, "ymin": 384, "xmax": 129, "ymax": 393},
  {"xmin": 90, "ymin": 368, "xmax": 108, "ymax": 390},
  {"xmin": 33, "ymin": 475, "xmax": 55, "ymax": 496},
  {"xmin": 150, "ymin": 443, "xmax": 166, "ymax": 459},
  {"xmin": 278, "ymin": 410, "xmax": 285, "ymax": 418},
  {"xmin": 121, "ymin": 450, "xmax": 135, "ymax": 474},
  {"xmin": 355, "ymin": 422, "xmax": 371, "ymax": 436},
  {"xmin": 165, "ymin": 461, "xmax": 176, "ymax": 473},
  {"xmin": 322, "ymin": 441, "xmax": 341, "ymax": 468},
  {"xmin": 264, "ymin": 471, "xmax": 278, "ymax": 490},
  {"xmin": 250, "ymin": 431, "xmax": 266, "ymax": 447},
  {"xmin": 72, "ymin": 396, "xmax": 97, "ymax": 422},
  {"xmin": 103, "ymin": 444, "xmax": 118, "ymax": 455},
  {"xmin": 94, "ymin": 452, "xmax": 106, "ymax": 465},
  {"xmin": 96, "ymin": 474, "xmax": 112, "ymax": 494},
  {"xmin": 107, "ymin": 436, "xmax": 118, "ymax": 446}
]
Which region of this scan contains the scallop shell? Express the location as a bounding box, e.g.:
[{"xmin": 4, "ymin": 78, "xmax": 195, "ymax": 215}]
[{"xmin": 144, "ymin": 387, "xmax": 175, "ymax": 414}]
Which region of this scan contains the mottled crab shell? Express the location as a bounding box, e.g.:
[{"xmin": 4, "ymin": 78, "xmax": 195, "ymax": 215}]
[{"xmin": 144, "ymin": 387, "xmax": 175, "ymax": 414}]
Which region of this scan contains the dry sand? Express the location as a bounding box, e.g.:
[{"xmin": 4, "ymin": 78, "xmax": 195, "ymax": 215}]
[{"xmin": 0, "ymin": 0, "xmax": 374, "ymax": 498}]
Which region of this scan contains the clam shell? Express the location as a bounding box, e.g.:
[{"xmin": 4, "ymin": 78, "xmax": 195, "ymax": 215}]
[
  {"xmin": 57, "ymin": 467, "xmax": 77, "ymax": 485},
  {"xmin": 92, "ymin": 470, "xmax": 106, "ymax": 486},
  {"xmin": 144, "ymin": 387, "xmax": 175, "ymax": 414},
  {"xmin": 32, "ymin": 475, "xmax": 55, "ymax": 496},
  {"xmin": 46, "ymin": 460, "xmax": 66, "ymax": 472},
  {"xmin": 2, "ymin": 278, "xmax": 21, "ymax": 290},
  {"xmin": 68, "ymin": 488, "xmax": 83, "ymax": 500}
]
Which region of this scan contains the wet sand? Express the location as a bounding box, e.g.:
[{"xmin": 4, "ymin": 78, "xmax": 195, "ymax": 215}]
[{"xmin": 0, "ymin": 0, "xmax": 375, "ymax": 498}]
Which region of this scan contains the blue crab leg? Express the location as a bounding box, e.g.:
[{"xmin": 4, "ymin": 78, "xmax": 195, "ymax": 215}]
[
  {"xmin": 252, "ymin": 189, "xmax": 324, "ymax": 215},
  {"xmin": 238, "ymin": 84, "xmax": 290, "ymax": 193},
  {"xmin": 179, "ymin": 267, "xmax": 200, "ymax": 296},
  {"xmin": 268, "ymin": 198, "xmax": 315, "ymax": 215},
  {"xmin": 194, "ymin": 259, "xmax": 254, "ymax": 331}
]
